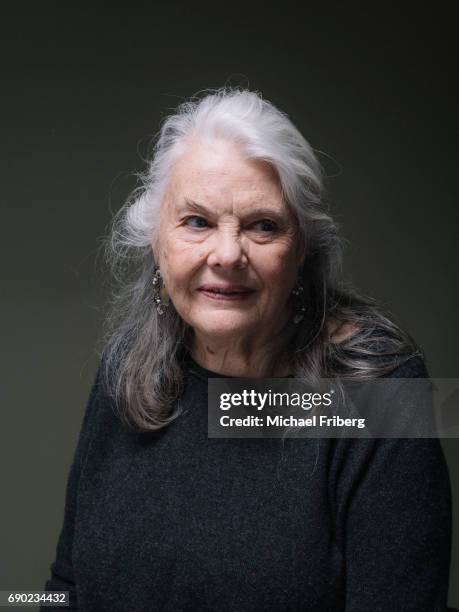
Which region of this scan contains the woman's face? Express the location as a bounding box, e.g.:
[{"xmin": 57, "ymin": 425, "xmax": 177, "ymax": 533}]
[{"xmin": 153, "ymin": 138, "xmax": 304, "ymax": 344}]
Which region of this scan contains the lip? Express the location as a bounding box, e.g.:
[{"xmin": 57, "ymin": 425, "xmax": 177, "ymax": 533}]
[
  {"xmin": 198, "ymin": 290, "xmax": 255, "ymax": 301},
  {"xmin": 198, "ymin": 283, "xmax": 255, "ymax": 293},
  {"xmin": 197, "ymin": 283, "xmax": 256, "ymax": 302}
]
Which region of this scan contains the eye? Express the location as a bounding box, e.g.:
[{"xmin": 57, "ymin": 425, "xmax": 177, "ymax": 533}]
[
  {"xmin": 251, "ymin": 219, "xmax": 278, "ymax": 233},
  {"xmin": 183, "ymin": 215, "xmax": 209, "ymax": 229}
]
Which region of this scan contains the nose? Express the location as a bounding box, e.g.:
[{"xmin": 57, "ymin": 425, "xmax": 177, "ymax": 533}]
[{"xmin": 207, "ymin": 229, "xmax": 247, "ymax": 270}]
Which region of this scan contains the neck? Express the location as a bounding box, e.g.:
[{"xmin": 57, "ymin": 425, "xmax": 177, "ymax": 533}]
[{"xmin": 189, "ymin": 328, "xmax": 293, "ymax": 378}]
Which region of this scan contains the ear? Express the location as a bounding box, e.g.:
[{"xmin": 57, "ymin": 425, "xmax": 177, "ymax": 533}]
[{"xmin": 151, "ymin": 236, "xmax": 160, "ymax": 266}]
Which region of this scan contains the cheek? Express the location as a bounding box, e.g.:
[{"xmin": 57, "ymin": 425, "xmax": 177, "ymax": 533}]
[
  {"xmin": 162, "ymin": 246, "xmax": 201, "ymax": 293},
  {"xmin": 265, "ymin": 249, "xmax": 298, "ymax": 283}
]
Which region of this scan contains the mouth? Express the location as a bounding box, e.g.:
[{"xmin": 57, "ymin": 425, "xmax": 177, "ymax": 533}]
[{"xmin": 197, "ymin": 285, "xmax": 256, "ymax": 301}]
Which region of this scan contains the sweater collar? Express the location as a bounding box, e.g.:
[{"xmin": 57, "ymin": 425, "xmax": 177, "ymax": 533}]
[
  {"xmin": 184, "ymin": 352, "xmax": 292, "ymax": 381},
  {"xmin": 185, "ymin": 353, "xmax": 238, "ymax": 382}
]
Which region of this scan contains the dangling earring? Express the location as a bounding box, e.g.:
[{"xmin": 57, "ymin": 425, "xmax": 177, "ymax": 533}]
[
  {"xmin": 152, "ymin": 265, "xmax": 170, "ymax": 315},
  {"xmin": 291, "ymin": 279, "xmax": 306, "ymax": 324}
]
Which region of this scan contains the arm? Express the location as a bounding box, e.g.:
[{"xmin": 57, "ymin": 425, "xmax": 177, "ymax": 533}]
[
  {"xmin": 343, "ymin": 436, "xmax": 451, "ymax": 611},
  {"xmin": 40, "ymin": 359, "xmax": 104, "ymax": 611},
  {"xmin": 329, "ymin": 356, "xmax": 452, "ymax": 610}
]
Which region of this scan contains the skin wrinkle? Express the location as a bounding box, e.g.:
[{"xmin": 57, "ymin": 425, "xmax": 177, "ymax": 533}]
[
  {"xmin": 152, "ymin": 137, "xmax": 356, "ymax": 377},
  {"xmin": 152, "ymin": 138, "xmax": 304, "ymax": 377}
]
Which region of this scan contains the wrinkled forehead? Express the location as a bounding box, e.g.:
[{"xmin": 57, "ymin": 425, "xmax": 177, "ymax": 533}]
[{"xmin": 162, "ymin": 139, "xmax": 294, "ymax": 218}]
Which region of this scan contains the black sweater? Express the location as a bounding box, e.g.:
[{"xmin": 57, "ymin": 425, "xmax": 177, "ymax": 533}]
[{"xmin": 41, "ymin": 354, "xmax": 451, "ymax": 611}]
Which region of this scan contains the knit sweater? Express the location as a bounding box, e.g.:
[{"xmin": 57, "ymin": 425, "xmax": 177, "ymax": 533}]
[{"xmin": 41, "ymin": 353, "xmax": 451, "ymax": 611}]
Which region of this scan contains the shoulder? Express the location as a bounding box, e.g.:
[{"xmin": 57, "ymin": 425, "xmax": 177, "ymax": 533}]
[
  {"xmin": 325, "ymin": 317, "xmax": 426, "ymax": 379},
  {"xmin": 382, "ymin": 354, "xmax": 429, "ymax": 378},
  {"xmin": 326, "ymin": 318, "xmax": 359, "ymax": 344},
  {"xmin": 83, "ymin": 351, "xmax": 120, "ymax": 433}
]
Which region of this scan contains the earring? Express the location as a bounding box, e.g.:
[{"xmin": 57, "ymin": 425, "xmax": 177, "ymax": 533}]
[
  {"xmin": 152, "ymin": 265, "xmax": 170, "ymax": 315},
  {"xmin": 291, "ymin": 280, "xmax": 306, "ymax": 324}
]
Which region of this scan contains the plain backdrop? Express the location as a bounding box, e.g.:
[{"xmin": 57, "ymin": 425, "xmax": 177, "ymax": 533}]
[{"xmin": 1, "ymin": 3, "xmax": 457, "ymax": 609}]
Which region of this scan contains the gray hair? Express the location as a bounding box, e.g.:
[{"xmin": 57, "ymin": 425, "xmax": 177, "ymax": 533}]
[{"xmin": 98, "ymin": 86, "xmax": 420, "ymax": 432}]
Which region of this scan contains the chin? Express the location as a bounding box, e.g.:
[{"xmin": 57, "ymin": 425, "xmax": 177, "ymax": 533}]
[{"xmin": 192, "ymin": 312, "xmax": 255, "ymax": 337}]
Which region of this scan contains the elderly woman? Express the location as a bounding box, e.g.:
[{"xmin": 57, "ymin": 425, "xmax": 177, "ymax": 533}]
[{"xmin": 42, "ymin": 88, "xmax": 452, "ymax": 611}]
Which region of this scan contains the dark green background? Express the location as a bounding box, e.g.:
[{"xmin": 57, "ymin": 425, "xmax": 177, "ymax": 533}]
[{"xmin": 1, "ymin": 3, "xmax": 457, "ymax": 608}]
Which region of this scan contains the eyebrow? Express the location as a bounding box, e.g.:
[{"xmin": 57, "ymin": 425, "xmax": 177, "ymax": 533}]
[{"xmin": 180, "ymin": 198, "xmax": 287, "ymax": 220}]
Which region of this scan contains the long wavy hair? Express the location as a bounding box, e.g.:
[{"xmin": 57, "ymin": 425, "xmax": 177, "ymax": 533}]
[{"xmin": 98, "ymin": 86, "xmax": 421, "ymax": 432}]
